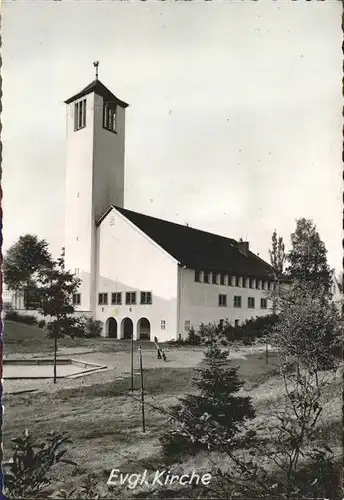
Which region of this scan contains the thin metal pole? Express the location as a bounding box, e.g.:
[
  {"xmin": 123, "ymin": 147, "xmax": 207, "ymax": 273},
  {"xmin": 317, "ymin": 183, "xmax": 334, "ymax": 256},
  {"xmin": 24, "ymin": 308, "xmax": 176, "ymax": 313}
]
[
  {"xmin": 139, "ymin": 347, "xmax": 146, "ymax": 433},
  {"xmin": 131, "ymin": 332, "xmax": 134, "ymax": 391},
  {"xmin": 53, "ymin": 335, "xmax": 57, "ymax": 383}
]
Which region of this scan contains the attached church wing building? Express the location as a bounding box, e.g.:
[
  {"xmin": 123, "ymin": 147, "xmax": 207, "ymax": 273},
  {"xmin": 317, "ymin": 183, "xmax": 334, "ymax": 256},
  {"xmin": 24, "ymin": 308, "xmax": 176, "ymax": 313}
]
[{"xmin": 62, "ymin": 75, "xmax": 279, "ymax": 342}]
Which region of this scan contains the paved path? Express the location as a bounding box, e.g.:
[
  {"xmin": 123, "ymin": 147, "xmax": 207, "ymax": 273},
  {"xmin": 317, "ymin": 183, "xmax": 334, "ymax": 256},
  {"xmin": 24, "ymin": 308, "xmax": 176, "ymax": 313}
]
[{"xmin": 4, "ymin": 344, "xmax": 276, "ymax": 395}]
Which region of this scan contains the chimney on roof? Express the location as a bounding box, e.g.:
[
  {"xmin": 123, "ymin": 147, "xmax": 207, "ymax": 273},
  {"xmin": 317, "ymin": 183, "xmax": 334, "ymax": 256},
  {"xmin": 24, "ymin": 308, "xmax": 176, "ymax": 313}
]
[{"xmin": 238, "ymin": 239, "xmax": 249, "ymax": 256}]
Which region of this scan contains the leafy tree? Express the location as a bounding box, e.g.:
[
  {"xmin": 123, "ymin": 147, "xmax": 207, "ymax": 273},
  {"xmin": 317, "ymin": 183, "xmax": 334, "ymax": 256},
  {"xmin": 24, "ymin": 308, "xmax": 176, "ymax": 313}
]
[
  {"xmin": 3, "ymin": 430, "xmax": 76, "ymax": 498},
  {"xmin": 4, "ymin": 234, "xmax": 53, "ymax": 307},
  {"xmin": 286, "ymin": 218, "xmax": 330, "ymax": 283},
  {"xmin": 38, "ymin": 251, "xmax": 81, "ymax": 383},
  {"xmin": 160, "ymin": 343, "xmax": 255, "ymax": 460},
  {"xmin": 270, "ymin": 280, "xmax": 342, "ymax": 373},
  {"xmin": 269, "ymin": 230, "xmax": 285, "ymax": 274}
]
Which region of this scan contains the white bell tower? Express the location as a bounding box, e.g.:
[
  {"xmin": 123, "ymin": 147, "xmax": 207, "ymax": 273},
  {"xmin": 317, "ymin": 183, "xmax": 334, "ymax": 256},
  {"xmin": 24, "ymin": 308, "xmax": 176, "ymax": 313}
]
[{"xmin": 64, "ymin": 63, "xmax": 129, "ymax": 314}]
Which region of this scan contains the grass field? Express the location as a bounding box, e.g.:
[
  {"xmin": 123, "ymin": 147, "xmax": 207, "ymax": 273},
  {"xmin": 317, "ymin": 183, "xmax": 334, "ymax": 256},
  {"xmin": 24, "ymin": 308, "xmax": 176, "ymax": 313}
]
[{"xmin": 3, "ymin": 321, "xmax": 342, "ymax": 498}]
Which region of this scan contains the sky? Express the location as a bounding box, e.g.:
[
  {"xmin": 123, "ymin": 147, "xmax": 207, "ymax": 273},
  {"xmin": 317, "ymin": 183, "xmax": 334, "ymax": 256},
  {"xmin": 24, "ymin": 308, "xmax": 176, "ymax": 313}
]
[{"xmin": 2, "ymin": 1, "xmax": 342, "ymax": 273}]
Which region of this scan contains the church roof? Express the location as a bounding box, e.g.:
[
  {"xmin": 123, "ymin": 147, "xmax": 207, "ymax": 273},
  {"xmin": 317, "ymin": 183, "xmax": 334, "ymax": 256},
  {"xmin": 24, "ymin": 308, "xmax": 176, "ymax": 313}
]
[
  {"xmin": 99, "ymin": 206, "xmax": 277, "ymax": 279},
  {"xmin": 64, "ymin": 79, "xmax": 129, "ymax": 108}
]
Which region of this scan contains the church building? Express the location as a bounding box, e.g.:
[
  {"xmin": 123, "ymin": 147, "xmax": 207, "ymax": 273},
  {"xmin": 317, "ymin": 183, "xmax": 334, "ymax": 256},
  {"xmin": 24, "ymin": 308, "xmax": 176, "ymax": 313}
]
[{"xmin": 62, "ymin": 69, "xmax": 278, "ymax": 342}]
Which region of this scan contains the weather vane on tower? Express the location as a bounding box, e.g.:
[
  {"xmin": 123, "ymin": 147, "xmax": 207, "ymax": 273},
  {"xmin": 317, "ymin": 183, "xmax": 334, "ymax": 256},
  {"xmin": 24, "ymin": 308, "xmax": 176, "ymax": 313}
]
[{"xmin": 93, "ymin": 61, "xmax": 99, "ymax": 80}]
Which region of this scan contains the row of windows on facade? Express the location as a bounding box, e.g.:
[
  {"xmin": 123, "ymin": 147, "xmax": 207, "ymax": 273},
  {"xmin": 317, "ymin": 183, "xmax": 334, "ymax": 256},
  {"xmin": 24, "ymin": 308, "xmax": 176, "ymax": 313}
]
[
  {"xmin": 195, "ymin": 271, "xmax": 274, "ymax": 290},
  {"xmin": 219, "ymin": 294, "xmax": 267, "ymax": 309},
  {"xmin": 72, "ymin": 291, "xmax": 153, "ymax": 306},
  {"xmin": 74, "ymin": 98, "xmax": 117, "ymax": 133}
]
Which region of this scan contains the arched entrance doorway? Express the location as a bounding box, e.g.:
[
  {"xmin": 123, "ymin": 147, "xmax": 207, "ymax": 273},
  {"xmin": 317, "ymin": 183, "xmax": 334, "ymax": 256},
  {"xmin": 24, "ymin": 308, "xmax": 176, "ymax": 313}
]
[
  {"xmin": 106, "ymin": 317, "xmax": 117, "ymax": 338},
  {"xmin": 137, "ymin": 318, "xmax": 151, "ymax": 340},
  {"xmin": 121, "ymin": 317, "xmax": 133, "ymax": 339}
]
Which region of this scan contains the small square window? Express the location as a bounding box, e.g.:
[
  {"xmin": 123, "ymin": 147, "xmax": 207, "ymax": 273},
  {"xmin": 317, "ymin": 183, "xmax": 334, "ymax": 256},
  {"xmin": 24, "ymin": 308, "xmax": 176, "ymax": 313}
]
[
  {"xmin": 195, "ymin": 271, "xmax": 201, "ymax": 282},
  {"xmin": 218, "ymin": 294, "xmax": 227, "ymax": 307},
  {"xmin": 98, "ymin": 293, "xmax": 108, "ymax": 305},
  {"xmin": 242, "ymin": 278, "xmax": 247, "ymax": 288},
  {"xmin": 228, "ymin": 276, "xmax": 233, "ymax": 286},
  {"xmin": 262, "ymin": 280, "xmax": 266, "ymax": 290},
  {"xmin": 72, "ymin": 293, "xmax": 81, "ymax": 305},
  {"xmin": 161, "ymin": 320, "xmax": 166, "ymax": 330},
  {"xmin": 204, "ymin": 272, "xmax": 210, "ymax": 284},
  {"xmin": 212, "ymin": 273, "xmax": 217, "ymax": 284},
  {"xmin": 255, "ymin": 279, "xmax": 261, "ymax": 289},
  {"xmin": 261, "ymin": 298, "xmax": 267, "ymax": 309},
  {"xmin": 111, "ymin": 292, "xmax": 122, "ymax": 305},
  {"xmin": 140, "ymin": 291, "xmax": 152, "ymax": 305},
  {"xmin": 125, "ymin": 292, "xmax": 136, "ymax": 305},
  {"xmin": 248, "ymin": 297, "xmax": 255, "ymax": 309},
  {"xmin": 184, "ymin": 320, "xmax": 191, "ymax": 331},
  {"xmin": 235, "ymin": 277, "xmax": 241, "ymax": 287},
  {"xmin": 103, "ymin": 103, "xmax": 117, "ymax": 133},
  {"xmin": 74, "ymin": 99, "xmax": 86, "ymax": 131},
  {"xmin": 249, "ymin": 278, "xmax": 254, "ymax": 289},
  {"xmin": 234, "ymin": 296, "xmax": 242, "ymax": 308},
  {"xmin": 220, "ymin": 274, "xmax": 225, "ymax": 285}
]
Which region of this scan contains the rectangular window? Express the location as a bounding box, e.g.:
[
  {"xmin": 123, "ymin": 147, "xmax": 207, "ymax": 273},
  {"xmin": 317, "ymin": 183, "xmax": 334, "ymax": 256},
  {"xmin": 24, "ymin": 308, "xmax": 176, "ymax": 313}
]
[
  {"xmin": 98, "ymin": 293, "xmax": 108, "ymax": 305},
  {"xmin": 228, "ymin": 276, "xmax": 233, "ymax": 286},
  {"xmin": 255, "ymin": 279, "xmax": 260, "ymax": 289},
  {"xmin": 74, "ymin": 99, "xmax": 86, "ymax": 131},
  {"xmin": 242, "ymin": 277, "xmax": 247, "ymax": 288},
  {"xmin": 220, "ymin": 273, "xmax": 225, "ymax": 285},
  {"xmin": 235, "ymin": 276, "xmax": 240, "ymax": 287},
  {"xmin": 262, "ymin": 280, "xmax": 266, "ymax": 290},
  {"xmin": 125, "ymin": 292, "xmax": 136, "ymax": 305},
  {"xmin": 103, "ymin": 103, "xmax": 117, "ymax": 133},
  {"xmin": 72, "ymin": 293, "xmax": 81, "ymax": 305},
  {"xmin": 267, "ymin": 281, "xmax": 272, "ymax": 290},
  {"xmin": 212, "ymin": 273, "xmax": 217, "ymax": 285},
  {"xmin": 233, "ymin": 295, "xmax": 242, "ymax": 308},
  {"xmin": 249, "ymin": 278, "xmax": 254, "ymax": 289},
  {"xmin": 248, "ymin": 297, "xmax": 255, "ymax": 309},
  {"xmin": 161, "ymin": 320, "xmax": 166, "ymax": 330},
  {"xmin": 218, "ymin": 294, "xmax": 227, "ymax": 307},
  {"xmin": 261, "ymin": 298, "xmax": 267, "ymax": 309},
  {"xmin": 111, "ymin": 292, "xmax": 122, "ymax": 305},
  {"xmin": 140, "ymin": 291, "xmax": 152, "ymax": 305},
  {"xmin": 195, "ymin": 271, "xmax": 201, "ymax": 282},
  {"xmin": 184, "ymin": 320, "xmax": 191, "ymax": 331},
  {"xmin": 203, "ymin": 272, "xmax": 210, "ymax": 284}
]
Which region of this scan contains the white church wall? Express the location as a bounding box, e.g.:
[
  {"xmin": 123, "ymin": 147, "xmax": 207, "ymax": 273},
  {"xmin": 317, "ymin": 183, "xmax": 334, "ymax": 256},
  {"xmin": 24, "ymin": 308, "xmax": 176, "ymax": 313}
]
[
  {"xmin": 96, "ymin": 208, "xmax": 179, "ymax": 342},
  {"xmin": 179, "ymin": 268, "xmax": 274, "ymax": 338},
  {"xmin": 64, "ymin": 93, "xmax": 96, "ymax": 313},
  {"xmin": 92, "ymin": 94, "xmax": 125, "ymax": 221}
]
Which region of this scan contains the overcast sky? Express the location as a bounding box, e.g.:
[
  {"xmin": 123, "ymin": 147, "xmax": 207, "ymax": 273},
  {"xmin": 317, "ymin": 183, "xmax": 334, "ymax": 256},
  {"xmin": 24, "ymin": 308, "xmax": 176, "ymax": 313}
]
[{"xmin": 2, "ymin": 1, "xmax": 342, "ymax": 272}]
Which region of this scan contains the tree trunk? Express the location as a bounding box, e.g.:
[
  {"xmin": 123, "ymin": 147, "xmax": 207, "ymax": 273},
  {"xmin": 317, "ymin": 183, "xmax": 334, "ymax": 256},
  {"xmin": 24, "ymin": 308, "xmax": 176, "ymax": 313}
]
[{"xmin": 53, "ymin": 336, "xmax": 57, "ymax": 383}]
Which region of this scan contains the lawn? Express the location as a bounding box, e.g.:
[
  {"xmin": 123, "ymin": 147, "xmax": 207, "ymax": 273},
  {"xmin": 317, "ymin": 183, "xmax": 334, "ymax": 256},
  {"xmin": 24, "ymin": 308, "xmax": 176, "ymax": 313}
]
[{"xmin": 3, "ymin": 321, "xmax": 342, "ymax": 498}]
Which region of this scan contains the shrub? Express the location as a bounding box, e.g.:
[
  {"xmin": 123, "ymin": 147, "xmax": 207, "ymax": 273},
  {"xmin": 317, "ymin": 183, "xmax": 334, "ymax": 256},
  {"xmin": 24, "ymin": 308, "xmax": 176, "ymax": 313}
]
[
  {"xmin": 160, "ymin": 343, "xmax": 255, "ymax": 460},
  {"xmin": 37, "ymin": 319, "xmax": 46, "ymax": 329},
  {"xmin": 219, "ymin": 315, "xmax": 279, "ymax": 343},
  {"xmin": 5, "ymin": 310, "xmax": 38, "ymax": 326},
  {"xmin": 69, "ymin": 316, "xmax": 103, "ymax": 338},
  {"xmin": 3, "ymin": 429, "xmax": 76, "ymax": 498},
  {"xmin": 187, "ymin": 327, "xmax": 201, "ymax": 345}
]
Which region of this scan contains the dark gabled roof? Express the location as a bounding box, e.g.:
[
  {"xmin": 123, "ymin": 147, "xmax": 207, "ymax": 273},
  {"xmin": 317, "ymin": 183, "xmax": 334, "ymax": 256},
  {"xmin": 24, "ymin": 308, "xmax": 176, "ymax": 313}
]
[
  {"xmin": 64, "ymin": 79, "xmax": 129, "ymax": 107},
  {"xmin": 99, "ymin": 206, "xmax": 277, "ymax": 279}
]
